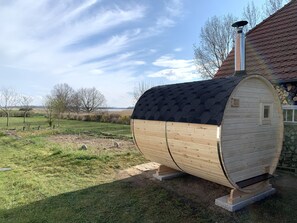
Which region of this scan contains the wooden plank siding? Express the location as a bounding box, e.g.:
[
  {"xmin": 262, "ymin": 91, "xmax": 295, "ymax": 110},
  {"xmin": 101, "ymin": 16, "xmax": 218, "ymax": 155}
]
[
  {"xmin": 221, "ymin": 76, "xmax": 283, "ymax": 190},
  {"xmin": 133, "ymin": 119, "xmax": 232, "ymax": 188},
  {"xmin": 167, "ymin": 122, "xmax": 231, "ymax": 187},
  {"xmin": 133, "ymin": 119, "xmax": 180, "ymax": 170}
]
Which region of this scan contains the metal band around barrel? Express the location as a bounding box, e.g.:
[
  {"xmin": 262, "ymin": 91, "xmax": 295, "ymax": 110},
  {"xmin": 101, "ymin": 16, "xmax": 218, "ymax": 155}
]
[
  {"xmin": 131, "ymin": 119, "xmax": 144, "ymax": 155},
  {"xmin": 165, "ymin": 122, "xmax": 184, "ymax": 172}
]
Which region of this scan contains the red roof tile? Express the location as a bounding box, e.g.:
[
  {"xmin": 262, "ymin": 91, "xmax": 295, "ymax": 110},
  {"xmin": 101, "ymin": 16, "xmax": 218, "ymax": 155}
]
[{"xmin": 215, "ymin": 0, "xmax": 297, "ymax": 83}]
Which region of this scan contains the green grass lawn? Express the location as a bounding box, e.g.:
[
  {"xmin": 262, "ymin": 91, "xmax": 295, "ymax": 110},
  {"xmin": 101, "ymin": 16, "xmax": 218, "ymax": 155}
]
[
  {"xmin": 0, "ymin": 116, "xmax": 131, "ymax": 138},
  {"xmin": 0, "ymin": 116, "xmax": 296, "ymax": 223}
]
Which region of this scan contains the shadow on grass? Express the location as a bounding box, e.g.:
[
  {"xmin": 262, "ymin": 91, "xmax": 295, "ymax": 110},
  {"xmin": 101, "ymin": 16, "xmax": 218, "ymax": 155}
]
[
  {"xmin": 0, "ymin": 171, "xmax": 296, "ymax": 223},
  {"xmin": 0, "ymin": 171, "xmax": 214, "ymax": 223}
]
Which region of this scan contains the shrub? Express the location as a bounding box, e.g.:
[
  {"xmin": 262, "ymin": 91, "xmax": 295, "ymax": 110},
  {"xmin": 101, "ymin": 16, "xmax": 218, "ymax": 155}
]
[
  {"xmin": 82, "ymin": 115, "xmax": 91, "ymax": 121},
  {"xmin": 120, "ymin": 116, "xmax": 131, "ymax": 125},
  {"xmin": 57, "ymin": 111, "xmax": 131, "ymax": 125},
  {"xmin": 0, "ymin": 110, "xmax": 33, "ymax": 117}
]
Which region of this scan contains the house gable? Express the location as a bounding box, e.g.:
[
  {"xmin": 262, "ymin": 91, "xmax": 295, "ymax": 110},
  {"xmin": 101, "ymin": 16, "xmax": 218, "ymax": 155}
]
[{"xmin": 215, "ymin": 0, "xmax": 297, "ymax": 84}]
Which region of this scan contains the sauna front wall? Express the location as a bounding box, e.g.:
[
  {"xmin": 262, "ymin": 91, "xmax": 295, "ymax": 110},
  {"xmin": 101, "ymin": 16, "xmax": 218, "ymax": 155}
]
[{"xmin": 220, "ymin": 76, "xmax": 283, "ymax": 189}]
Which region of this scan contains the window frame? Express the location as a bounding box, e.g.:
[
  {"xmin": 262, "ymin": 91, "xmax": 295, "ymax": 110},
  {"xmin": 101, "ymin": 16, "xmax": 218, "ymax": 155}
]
[
  {"xmin": 283, "ymin": 105, "xmax": 297, "ymax": 123},
  {"xmin": 260, "ymin": 103, "xmax": 273, "ymax": 125}
]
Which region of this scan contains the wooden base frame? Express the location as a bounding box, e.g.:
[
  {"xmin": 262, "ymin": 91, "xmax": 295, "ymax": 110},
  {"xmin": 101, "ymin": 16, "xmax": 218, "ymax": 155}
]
[
  {"xmin": 153, "ymin": 166, "xmax": 275, "ymax": 211},
  {"xmin": 216, "ymin": 180, "xmax": 276, "ymax": 211},
  {"xmin": 153, "ymin": 165, "xmax": 185, "ymax": 181}
]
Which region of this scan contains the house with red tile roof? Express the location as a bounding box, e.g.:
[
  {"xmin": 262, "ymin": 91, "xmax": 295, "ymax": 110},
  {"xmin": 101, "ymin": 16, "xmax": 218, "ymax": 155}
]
[
  {"xmin": 215, "ymin": 0, "xmax": 297, "ymax": 106},
  {"xmin": 215, "ymin": 0, "xmax": 297, "ymax": 171}
]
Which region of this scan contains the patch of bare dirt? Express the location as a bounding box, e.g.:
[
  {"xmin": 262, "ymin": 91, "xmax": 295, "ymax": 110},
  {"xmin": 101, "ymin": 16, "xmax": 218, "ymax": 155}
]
[{"xmin": 47, "ymin": 134, "xmax": 134, "ymax": 150}]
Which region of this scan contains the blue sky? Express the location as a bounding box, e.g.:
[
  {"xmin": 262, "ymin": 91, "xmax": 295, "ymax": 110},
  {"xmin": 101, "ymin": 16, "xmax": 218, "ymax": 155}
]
[{"xmin": 0, "ymin": 0, "xmax": 266, "ymax": 107}]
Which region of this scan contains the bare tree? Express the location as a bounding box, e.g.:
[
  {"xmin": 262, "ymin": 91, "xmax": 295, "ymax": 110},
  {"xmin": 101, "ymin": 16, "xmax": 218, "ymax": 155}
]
[
  {"xmin": 51, "ymin": 83, "xmax": 75, "ymax": 114},
  {"xmin": 20, "ymin": 96, "xmax": 33, "ymax": 124},
  {"xmin": 193, "ymin": 0, "xmax": 290, "ymax": 79},
  {"xmin": 43, "ymin": 95, "xmax": 56, "ymax": 127},
  {"xmin": 263, "ymin": 0, "xmax": 288, "ymax": 17},
  {"xmin": 133, "ymin": 81, "xmax": 156, "ymax": 102},
  {"xmin": 243, "ymin": 1, "xmax": 261, "ymax": 30},
  {"xmin": 194, "ymin": 14, "xmax": 237, "ymax": 79},
  {"xmin": 50, "ymin": 83, "xmax": 75, "ymax": 125},
  {"xmin": 69, "ymin": 92, "xmax": 82, "ymax": 114},
  {"xmin": 242, "ymin": 0, "xmax": 289, "ymax": 28},
  {"xmin": 77, "ymin": 87, "xmax": 106, "ymax": 113},
  {"xmin": 0, "ymin": 88, "xmax": 19, "ymax": 127}
]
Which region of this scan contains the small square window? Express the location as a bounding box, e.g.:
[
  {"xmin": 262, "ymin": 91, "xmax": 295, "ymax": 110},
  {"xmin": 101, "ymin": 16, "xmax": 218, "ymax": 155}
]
[
  {"xmin": 260, "ymin": 103, "xmax": 272, "ymax": 125},
  {"xmin": 264, "ymin": 105, "xmax": 270, "ymax": 118}
]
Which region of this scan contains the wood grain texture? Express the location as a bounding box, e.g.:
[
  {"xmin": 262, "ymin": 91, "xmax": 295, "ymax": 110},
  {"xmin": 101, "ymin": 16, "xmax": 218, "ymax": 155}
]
[
  {"xmin": 133, "ymin": 119, "xmax": 180, "ymax": 170},
  {"xmin": 132, "ymin": 119, "xmax": 232, "ymax": 188},
  {"xmin": 221, "ymin": 75, "xmax": 283, "ymax": 191},
  {"xmin": 167, "ymin": 122, "xmax": 232, "ymax": 188}
]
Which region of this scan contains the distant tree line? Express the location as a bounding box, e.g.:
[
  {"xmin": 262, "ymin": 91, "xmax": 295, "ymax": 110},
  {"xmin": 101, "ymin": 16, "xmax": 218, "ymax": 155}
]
[
  {"xmin": 0, "ymin": 84, "xmax": 106, "ymax": 128},
  {"xmin": 44, "ymin": 83, "xmax": 106, "ymax": 127}
]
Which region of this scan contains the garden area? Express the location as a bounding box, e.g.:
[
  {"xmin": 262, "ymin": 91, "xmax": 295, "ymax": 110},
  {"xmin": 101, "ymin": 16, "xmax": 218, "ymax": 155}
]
[{"xmin": 0, "ymin": 116, "xmax": 297, "ymax": 223}]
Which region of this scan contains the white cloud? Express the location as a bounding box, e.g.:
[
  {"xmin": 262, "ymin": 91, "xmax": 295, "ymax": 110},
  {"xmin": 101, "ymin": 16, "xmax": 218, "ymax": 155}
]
[
  {"xmin": 174, "ymin": 47, "xmax": 182, "ymax": 52},
  {"xmin": 60, "ymin": 0, "xmax": 98, "ymax": 23},
  {"xmin": 156, "ymin": 17, "xmax": 175, "ymax": 28},
  {"xmin": 149, "ymin": 55, "xmax": 200, "ymax": 81},
  {"xmin": 0, "ymin": 0, "xmax": 186, "ymax": 106},
  {"xmin": 149, "ymin": 49, "xmax": 157, "ymax": 53},
  {"xmin": 90, "ymin": 69, "xmax": 104, "ymax": 75},
  {"xmin": 146, "ymin": 0, "xmax": 184, "ymax": 35},
  {"xmin": 157, "ymin": 0, "xmax": 183, "ymax": 28},
  {"xmin": 165, "ymin": 0, "xmax": 183, "ymax": 17},
  {"xmin": 153, "ymin": 55, "xmax": 191, "ymax": 69},
  {"xmin": 0, "ymin": 1, "xmax": 147, "ymax": 106},
  {"xmin": 0, "ymin": 1, "xmax": 146, "ymax": 71}
]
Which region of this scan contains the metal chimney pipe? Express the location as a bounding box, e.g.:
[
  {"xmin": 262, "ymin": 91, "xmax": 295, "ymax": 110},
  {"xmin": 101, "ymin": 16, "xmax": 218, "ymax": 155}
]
[{"xmin": 232, "ymin": 21, "xmax": 248, "ymax": 75}]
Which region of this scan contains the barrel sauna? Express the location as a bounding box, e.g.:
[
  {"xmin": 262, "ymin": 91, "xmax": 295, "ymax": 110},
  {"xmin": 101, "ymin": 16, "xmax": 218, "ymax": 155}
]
[{"xmin": 131, "ymin": 75, "xmax": 283, "ymax": 193}]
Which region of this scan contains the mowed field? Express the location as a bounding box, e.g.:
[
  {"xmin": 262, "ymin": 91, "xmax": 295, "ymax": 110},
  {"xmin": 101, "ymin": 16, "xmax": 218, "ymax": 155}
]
[{"xmin": 0, "ymin": 116, "xmax": 297, "ymax": 223}]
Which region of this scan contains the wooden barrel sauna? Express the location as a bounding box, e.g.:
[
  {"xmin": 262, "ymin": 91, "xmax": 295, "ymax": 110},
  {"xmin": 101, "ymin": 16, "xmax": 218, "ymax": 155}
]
[{"xmin": 131, "ymin": 75, "xmax": 283, "ymax": 192}]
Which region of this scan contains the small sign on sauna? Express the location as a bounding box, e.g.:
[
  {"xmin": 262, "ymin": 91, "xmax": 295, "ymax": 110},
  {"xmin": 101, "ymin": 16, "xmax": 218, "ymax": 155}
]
[{"xmin": 231, "ymin": 98, "xmax": 240, "ymax": 107}]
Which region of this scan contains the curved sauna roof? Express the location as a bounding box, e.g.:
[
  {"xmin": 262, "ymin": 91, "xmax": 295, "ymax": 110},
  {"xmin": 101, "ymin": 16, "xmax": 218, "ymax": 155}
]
[{"xmin": 132, "ymin": 76, "xmax": 243, "ymax": 125}]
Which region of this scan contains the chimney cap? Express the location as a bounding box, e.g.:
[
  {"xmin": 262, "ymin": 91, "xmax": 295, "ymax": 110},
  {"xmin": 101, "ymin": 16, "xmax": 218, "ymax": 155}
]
[{"xmin": 232, "ymin": 20, "xmax": 248, "ymax": 28}]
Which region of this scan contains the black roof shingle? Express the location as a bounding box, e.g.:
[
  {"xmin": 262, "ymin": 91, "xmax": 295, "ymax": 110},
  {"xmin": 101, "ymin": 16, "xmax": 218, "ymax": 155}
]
[{"xmin": 132, "ymin": 76, "xmax": 243, "ymax": 125}]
